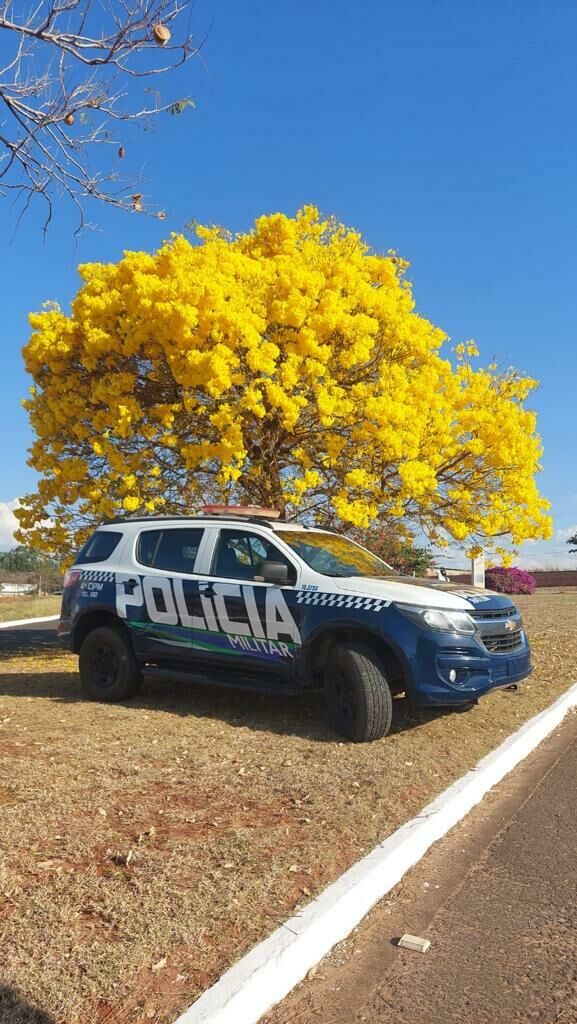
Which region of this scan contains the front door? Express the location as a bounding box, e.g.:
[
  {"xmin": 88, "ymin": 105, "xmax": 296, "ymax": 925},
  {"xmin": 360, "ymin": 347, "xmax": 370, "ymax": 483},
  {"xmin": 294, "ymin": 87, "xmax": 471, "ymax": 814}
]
[{"xmin": 199, "ymin": 527, "xmax": 302, "ymax": 676}]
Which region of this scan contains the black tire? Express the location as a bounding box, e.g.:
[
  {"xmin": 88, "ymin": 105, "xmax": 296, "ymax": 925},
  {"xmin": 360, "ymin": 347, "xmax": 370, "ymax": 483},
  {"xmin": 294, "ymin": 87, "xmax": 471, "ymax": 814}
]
[
  {"xmin": 79, "ymin": 625, "xmax": 143, "ymax": 702},
  {"xmin": 324, "ymin": 641, "xmax": 393, "ymax": 742}
]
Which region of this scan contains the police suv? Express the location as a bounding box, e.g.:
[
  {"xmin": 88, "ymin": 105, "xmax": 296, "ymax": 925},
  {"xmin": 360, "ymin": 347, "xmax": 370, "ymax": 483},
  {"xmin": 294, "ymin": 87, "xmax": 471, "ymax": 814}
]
[{"xmin": 59, "ymin": 507, "xmax": 531, "ymax": 742}]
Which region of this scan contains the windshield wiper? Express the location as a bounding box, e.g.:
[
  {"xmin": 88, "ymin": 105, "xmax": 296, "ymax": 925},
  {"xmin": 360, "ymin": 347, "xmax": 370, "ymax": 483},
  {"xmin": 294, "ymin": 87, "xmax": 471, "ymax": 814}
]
[
  {"xmin": 322, "ymin": 570, "xmax": 399, "ymax": 578},
  {"xmin": 321, "ymin": 570, "xmax": 364, "ymax": 577}
]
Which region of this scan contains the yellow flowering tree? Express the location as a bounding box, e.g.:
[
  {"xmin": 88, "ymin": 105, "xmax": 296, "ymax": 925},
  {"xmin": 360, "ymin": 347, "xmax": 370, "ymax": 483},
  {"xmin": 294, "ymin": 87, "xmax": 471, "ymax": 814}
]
[{"xmin": 17, "ymin": 206, "xmax": 552, "ymax": 558}]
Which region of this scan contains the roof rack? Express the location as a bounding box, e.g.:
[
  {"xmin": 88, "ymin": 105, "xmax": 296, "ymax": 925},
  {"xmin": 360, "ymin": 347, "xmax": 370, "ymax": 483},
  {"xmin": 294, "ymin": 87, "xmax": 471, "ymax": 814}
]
[
  {"xmin": 100, "ymin": 508, "xmax": 330, "ymax": 531},
  {"xmin": 101, "ymin": 513, "xmax": 281, "ymax": 529}
]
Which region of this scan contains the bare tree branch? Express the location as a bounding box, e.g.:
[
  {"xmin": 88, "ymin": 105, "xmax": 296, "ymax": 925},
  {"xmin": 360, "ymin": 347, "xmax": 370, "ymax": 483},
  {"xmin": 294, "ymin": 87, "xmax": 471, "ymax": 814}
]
[{"xmin": 0, "ymin": 0, "xmax": 204, "ymax": 231}]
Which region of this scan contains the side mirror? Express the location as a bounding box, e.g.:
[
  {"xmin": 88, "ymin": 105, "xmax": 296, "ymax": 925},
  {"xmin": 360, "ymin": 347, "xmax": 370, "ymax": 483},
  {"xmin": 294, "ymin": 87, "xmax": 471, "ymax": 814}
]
[{"xmin": 255, "ymin": 560, "xmax": 289, "ymax": 585}]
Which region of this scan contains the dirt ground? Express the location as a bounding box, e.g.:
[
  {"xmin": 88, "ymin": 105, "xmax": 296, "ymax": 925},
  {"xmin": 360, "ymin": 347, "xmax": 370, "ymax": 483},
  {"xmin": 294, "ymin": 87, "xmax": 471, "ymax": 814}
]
[{"xmin": 0, "ymin": 589, "xmax": 575, "ymax": 1024}]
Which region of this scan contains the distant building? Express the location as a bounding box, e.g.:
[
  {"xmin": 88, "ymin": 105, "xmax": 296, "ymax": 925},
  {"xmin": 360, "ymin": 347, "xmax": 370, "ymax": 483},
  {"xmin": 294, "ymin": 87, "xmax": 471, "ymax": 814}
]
[{"xmin": 0, "ymin": 582, "xmax": 36, "ymax": 595}]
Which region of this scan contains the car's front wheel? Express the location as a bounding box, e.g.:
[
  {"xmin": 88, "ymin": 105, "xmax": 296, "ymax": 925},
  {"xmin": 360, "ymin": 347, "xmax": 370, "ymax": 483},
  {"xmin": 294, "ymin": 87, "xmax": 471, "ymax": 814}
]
[
  {"xmin": 324, "ymin": 641, "xmax": 393, "ymax": 742},
  {"xmin": 79, "ymin": 625, "xmax": 143, "ymax": 702}
]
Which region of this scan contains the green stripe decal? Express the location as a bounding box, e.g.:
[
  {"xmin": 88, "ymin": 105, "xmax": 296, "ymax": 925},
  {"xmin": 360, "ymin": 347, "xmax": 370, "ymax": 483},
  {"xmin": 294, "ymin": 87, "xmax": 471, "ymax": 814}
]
[{"xmin": 127, "ymin": 619, "xmax": 298, "ymax": 658}]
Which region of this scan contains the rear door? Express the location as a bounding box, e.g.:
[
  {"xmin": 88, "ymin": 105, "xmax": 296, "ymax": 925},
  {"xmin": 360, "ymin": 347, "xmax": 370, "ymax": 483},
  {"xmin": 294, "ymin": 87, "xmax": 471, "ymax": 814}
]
[
  {"xmin": 198, "ymin": 527, "xmax": 302, "ymax": 676},
  {"xmin": 119, "ymin": 526, "xmax": 206, "ymax": 661}
]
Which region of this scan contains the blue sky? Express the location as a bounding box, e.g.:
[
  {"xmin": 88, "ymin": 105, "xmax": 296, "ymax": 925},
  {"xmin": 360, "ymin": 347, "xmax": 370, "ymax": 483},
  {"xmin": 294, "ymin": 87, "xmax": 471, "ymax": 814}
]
[{"xmin": 1, "ymin": 0, "xmax": 576, "ymax": 565}]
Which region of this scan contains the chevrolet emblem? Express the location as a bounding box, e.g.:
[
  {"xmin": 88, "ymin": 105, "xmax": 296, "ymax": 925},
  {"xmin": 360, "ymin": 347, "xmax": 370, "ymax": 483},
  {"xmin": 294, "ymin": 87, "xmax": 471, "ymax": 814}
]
[{"xmin": 504, "ymin": 619, "xmax": 516, "ymax": 631}]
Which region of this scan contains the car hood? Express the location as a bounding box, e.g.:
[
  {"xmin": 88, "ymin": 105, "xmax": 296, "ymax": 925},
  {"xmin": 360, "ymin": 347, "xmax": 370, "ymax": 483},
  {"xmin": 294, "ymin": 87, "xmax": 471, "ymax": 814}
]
[{"xmin": 333, "ymin": 575, "xmax": 514, "ymax": 612}]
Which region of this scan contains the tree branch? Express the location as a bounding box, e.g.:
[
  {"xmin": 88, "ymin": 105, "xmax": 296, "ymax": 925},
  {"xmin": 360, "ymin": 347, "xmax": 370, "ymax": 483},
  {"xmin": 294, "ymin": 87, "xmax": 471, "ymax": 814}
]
[{"xmin": 0, "ymin": 0, "xmax": 204, "ymax": 231}]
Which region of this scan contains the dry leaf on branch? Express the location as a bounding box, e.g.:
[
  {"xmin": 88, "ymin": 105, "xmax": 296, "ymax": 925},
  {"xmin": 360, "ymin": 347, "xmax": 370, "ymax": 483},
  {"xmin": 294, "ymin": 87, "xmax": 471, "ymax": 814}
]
[{"xmin": 153, "ymin": 24, "xmax": 171, "ymax": 45}]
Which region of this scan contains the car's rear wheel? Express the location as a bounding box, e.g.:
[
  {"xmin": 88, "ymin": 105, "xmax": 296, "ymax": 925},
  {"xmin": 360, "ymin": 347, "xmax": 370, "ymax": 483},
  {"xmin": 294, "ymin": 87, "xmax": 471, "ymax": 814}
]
[
  {"xmin": 324, "ymin": 641, "xmax": 393, "ymax": 742},
  {"xmin": 79, "ymin": 625, "xmax": 143, "ymax": 702}
]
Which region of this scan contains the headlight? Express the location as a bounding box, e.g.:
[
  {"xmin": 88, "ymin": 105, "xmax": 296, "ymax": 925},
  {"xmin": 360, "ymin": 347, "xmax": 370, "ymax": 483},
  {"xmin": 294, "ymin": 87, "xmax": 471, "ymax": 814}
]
[{"xmin": 397, "ymin": 604, "xmax": 478, "ymax": 635}]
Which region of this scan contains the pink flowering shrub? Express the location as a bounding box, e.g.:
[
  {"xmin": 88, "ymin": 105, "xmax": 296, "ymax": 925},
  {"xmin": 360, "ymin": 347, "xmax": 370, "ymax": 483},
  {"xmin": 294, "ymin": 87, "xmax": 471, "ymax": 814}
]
[{"xmin": 485, "ymin": 566, "xmax": 536, "ymax": 595}]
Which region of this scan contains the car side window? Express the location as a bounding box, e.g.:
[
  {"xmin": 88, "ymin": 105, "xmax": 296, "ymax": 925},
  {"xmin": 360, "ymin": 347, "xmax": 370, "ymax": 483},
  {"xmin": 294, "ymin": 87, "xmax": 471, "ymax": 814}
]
[
  {"xmin": 137, "ymin": 529, "xmax": 162, "ymax": 567},
  {"xmin": 212, "ymin": 529, "xmax": 297, "ymax": 584},
  {"xmin": 74, "ymin": 530, "xmax": 123, "ymax": 565},
  {"xmin": 136, "ymin": 528, "xmax": 204, "ymax": 573}
]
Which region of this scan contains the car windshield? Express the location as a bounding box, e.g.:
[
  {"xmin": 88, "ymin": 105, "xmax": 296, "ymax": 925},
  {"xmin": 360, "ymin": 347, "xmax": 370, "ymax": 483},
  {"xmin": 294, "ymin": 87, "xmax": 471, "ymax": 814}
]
[{"xmin": 279, "ymin": 530, "xmax": 397, "ymax": 578}]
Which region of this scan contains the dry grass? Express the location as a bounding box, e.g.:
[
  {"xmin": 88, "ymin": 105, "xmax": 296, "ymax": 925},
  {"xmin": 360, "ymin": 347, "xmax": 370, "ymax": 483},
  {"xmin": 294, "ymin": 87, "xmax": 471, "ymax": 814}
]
[
  {"xmin": 0, "ymin": 595, "xmax": 60, "ymax": 622},
  {"xmin": 0, "ymin": 589, "xmax": 575, "ymax": 1024}
]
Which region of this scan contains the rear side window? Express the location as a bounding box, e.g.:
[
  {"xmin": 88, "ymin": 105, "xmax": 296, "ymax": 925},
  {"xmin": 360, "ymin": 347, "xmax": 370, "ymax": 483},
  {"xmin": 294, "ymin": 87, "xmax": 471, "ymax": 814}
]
[
  {"xmin": 137, "ymin": 529, "xmax": 162, "ymax": 567},
  {"xmin": 74, "ymin": 531, "xmax": 123, "ymax": 565},
  {"xmin": 136, "ymin": 528, "xmax": 204, "ymax": 573}
]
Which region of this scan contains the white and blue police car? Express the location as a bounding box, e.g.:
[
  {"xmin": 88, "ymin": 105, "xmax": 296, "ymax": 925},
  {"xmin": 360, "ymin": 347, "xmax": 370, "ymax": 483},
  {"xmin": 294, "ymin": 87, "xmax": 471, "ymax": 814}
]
[{"xmin": 59, "ymin": 506, "xmax": 531, "ymax": 742}]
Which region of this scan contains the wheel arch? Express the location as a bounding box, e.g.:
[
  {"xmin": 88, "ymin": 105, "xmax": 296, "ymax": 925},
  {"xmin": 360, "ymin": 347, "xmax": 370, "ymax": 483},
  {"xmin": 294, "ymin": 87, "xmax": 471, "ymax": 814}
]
[
  {"xmin": 300, "ymin": 624, "xmax": 413, "ymax": 696},
  {"xmin": 71, "ymin": 608, "xmax": 133, "ymax": 654}
]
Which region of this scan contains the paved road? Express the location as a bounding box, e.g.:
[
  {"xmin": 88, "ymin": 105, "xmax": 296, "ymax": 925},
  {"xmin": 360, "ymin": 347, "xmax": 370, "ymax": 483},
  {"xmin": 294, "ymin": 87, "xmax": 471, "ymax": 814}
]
[
  {"xmin": 0, "ymin": 619, "xmax": 60, "ymax": 657},
  {"xmin": 265, "ymin": 712, "xmax": 577, "ymax": 1024}
]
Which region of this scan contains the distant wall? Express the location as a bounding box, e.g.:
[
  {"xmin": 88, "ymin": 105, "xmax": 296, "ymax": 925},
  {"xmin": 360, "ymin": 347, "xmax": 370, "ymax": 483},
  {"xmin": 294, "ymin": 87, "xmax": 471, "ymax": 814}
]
[
  {"xmin": 530, "ymin": 570, "xmax": 577, "ymax": 588},
  {"xmin": 0, "ymin": 583, "xmax": 36, "ymax": 594},
  {"xmin": 450, "ymin": 570, "xmax": 577, "ymax": 589}
]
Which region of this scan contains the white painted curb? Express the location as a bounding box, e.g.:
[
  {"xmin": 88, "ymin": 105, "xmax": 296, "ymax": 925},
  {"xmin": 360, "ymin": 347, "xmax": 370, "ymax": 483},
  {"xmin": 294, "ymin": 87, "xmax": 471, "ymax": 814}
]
[
  {"xmin": 174, "ymin": 682, "xmax": 577, "ymax": 1024},
  {"xmin": 0, "ymin": 615, "xmax": 59, "ymax": 630}
]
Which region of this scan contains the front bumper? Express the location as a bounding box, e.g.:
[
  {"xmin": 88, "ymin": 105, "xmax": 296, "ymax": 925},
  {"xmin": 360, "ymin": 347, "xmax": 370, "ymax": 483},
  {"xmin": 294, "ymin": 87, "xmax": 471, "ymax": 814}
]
[{"xmin": 407, "ymin": 628, "xmax": 532, "ymax": 707}]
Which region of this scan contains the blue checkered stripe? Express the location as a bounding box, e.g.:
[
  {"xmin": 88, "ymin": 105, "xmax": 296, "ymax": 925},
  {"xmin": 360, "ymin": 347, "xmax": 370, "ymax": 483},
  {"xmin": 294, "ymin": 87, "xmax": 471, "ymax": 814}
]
[
  {"xmin": 80, "ymin": 569, "xmax": 116, "ymax": 583},
  {"xmin": 296, "ymin": 590, "xmax": 390, "ymax": 611}
]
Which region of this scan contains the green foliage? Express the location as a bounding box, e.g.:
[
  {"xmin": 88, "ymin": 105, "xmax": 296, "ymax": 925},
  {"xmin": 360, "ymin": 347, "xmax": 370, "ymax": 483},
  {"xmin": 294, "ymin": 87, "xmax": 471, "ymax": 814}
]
[
  {"xmin": 350, "ymin": 525, "xmax": 433, "ymax": 576},
  {"xmin": 0, "ymin": 546, "xmax": 61, "ymax": 586}
]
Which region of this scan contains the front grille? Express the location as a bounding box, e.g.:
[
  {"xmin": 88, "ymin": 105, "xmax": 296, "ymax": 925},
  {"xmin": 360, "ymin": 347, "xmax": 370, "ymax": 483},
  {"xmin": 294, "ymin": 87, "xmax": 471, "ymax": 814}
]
[
  {"xmin": 471, "ymin": 607, "xmax": 517, "ymax": 620},
  {"xmin": 482, "ymin": 629, "xmax": 524, "ymax": 654}
]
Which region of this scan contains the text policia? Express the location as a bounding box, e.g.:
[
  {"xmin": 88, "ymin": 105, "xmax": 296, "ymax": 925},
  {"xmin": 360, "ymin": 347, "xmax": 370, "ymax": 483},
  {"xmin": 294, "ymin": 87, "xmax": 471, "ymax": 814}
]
[{"xmin": 115, "ymin": 573, "xmax": 301, "ymax": 658}]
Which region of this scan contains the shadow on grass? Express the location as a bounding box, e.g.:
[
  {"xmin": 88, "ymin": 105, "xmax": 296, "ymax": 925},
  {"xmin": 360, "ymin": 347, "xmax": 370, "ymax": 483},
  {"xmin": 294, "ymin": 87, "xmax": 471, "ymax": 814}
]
[
  {"xmin": 0, "ymin": 986, "xmax": 54, "ymax": 1024},
  {"xmin": 0, "ymin": 661, "xmax": 456, "ymax": 743}
]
